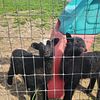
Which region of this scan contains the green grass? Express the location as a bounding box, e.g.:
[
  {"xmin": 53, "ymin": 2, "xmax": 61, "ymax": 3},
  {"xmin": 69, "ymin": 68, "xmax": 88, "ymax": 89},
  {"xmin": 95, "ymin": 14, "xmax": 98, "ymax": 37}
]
[
  {"xmin": 0, "ymin": 0, "xmax": 66, "ymax": 28},
  {"xmin": 91, "ymin": 34, "xmax": 100, "ymax": 51},
  {"xmin": 0, "ymin": 0, "xmax": 65, "ymax": 17}
]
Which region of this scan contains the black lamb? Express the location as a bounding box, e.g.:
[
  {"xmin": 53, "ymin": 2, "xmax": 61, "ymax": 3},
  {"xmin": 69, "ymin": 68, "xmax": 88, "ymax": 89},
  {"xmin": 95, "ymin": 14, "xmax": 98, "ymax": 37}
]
[
  {"xmin": 66, "ymin": 33, "xmax": 97, "ymax": 95},
  {"xmin": 7, "ymin": 38, "xmax": 59, "ymax": 100},
  {"xmin": 60, "ymin": 35, "xmax": 100, "ymax": 100}
]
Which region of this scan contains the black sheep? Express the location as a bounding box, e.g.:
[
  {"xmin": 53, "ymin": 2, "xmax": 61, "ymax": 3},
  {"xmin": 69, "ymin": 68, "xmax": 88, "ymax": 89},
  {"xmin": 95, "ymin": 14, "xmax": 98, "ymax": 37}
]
[
  {"xmin": 7, "ymin": 38, "xmax": 59, "ymax": 100},
  {"xmin": 60, "ymin": 35, "xmax": 100, "ymax": 100},
  {"xmin": 7, "ymin": 42, "xmax": 45, "ymax": 86},
  {"xmin": 66, "ymin": 33, "xmax": 96, "ymax": 95}
]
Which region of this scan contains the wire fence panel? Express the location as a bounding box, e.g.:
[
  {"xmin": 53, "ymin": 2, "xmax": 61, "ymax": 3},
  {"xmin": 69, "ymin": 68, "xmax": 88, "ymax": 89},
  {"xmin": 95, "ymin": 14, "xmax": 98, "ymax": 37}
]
[{"xmin": 0, "ymin": 0, "xmax": 100, "ymax": 100}]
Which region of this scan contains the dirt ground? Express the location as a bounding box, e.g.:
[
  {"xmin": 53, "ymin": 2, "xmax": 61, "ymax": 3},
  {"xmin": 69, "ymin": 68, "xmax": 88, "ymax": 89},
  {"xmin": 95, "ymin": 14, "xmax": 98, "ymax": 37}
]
[{"xmin": 0, "ymin": 15, "xmax": 98, "ymax": 100}]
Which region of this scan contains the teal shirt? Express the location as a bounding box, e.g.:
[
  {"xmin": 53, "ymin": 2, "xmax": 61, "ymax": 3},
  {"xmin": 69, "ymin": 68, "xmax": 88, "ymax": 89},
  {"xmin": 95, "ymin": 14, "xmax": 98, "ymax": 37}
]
[{"xmin": 59, "ymin": 0, "xmax": 100, "ymax": 34}]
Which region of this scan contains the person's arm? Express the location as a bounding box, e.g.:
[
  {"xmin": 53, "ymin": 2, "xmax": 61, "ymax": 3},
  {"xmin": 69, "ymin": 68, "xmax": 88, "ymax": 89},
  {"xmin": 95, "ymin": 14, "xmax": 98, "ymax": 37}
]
[{"xmin": 67, "ymin": 0, "xmax": 71, "ymax": 2}]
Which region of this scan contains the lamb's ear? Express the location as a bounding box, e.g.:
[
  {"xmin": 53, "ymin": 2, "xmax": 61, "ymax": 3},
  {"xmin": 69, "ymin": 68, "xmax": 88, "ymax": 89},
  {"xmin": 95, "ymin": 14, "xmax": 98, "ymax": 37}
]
[
  {"xmin": 46, "ymin": 40, "xmax": 51, "ymax": 46},
  {"xmin": 51, "ymin": 38, "xmax": 59, "ymax": 46},
  {"xmin": 31, "ymin": 42, "xmax": 44, "ymax": 50},
  {"xmin": 66, "ymin": 33, "xmax": 74, "ymax": 43},
  {"xmin": 66, "ymin": 33, "xmax": 71, "ymax": 38}
]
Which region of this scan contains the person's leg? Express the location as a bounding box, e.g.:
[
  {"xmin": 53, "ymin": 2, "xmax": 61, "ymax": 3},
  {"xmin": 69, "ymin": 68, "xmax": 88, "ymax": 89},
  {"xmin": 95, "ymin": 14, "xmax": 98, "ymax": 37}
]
[{"xmin": 48, "ymin": 20, "xmax": 66, "ymax": 99}]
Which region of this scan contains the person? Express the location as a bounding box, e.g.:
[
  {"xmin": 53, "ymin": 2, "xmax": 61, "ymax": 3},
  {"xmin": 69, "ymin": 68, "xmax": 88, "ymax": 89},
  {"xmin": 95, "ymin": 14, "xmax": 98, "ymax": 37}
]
[
  {"xmin": 58, "ymin": 0, "xmax": 100, "ymax": 50},
  {"xmin": 48, "ymin": 0, "xmax": 100, "ymax": 99}
]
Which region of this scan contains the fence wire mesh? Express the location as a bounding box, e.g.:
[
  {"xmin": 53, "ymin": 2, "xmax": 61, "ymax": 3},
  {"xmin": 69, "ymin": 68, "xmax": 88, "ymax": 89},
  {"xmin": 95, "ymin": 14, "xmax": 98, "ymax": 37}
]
[{"xmin": 0, "ymin": 0, "xmax": 100, "ymax": 100}]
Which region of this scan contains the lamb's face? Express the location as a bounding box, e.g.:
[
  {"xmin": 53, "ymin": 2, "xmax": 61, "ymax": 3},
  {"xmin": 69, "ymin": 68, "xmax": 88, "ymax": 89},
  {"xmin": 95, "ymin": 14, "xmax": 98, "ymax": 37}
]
[
  {"xmin": 31, "ymin": 38, "xmax": 59, "ymax": 57},
  {"xmin": 31, "ymin": 42, "xmax": 46, "ymax": 56},
  {"xmin": 43, "ymin": 38, "xmax": 59, "ymax": 57},
  {"xmin": 66, "ymin": 33, "xmax": 87, "ymax": 53},
  {"xmin": 44, "ymin": 40, "xmax": 53, "ymax": 57},
  {"xmin": 65, "ymin": 36, "xmax": 87, "ymax": 56},
  {"xmin": 73, "ymin": 37, "xmax": 87, "ymax": 52}
]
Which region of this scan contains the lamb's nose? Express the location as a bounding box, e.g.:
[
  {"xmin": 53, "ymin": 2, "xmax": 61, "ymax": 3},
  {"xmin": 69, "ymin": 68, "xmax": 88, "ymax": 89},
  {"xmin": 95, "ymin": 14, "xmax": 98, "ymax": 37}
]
[{"xmin": 44, "ymin": 51, "xmax": 49, "ymax": 55}]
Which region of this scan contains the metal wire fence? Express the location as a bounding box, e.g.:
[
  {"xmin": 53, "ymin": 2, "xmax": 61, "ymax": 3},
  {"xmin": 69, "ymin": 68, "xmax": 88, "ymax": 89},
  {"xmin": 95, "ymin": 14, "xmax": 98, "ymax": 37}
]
[{"xmin": 0, "ymin": 0, "xmax": 100, "ymax": 100}]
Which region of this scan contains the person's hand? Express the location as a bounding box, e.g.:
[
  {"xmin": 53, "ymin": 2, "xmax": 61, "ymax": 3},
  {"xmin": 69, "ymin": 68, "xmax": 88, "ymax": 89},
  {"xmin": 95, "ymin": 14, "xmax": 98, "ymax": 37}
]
[{"xmin": 67, "ymin": 0, "xmax": 71, "ymax": 2}]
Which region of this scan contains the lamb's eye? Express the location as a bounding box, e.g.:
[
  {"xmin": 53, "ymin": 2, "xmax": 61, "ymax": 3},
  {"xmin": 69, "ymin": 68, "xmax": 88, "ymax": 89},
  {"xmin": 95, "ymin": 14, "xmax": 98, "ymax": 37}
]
[{"xmin": 77, "ymin": 40, "xmax": 79, "ymax": 43}]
